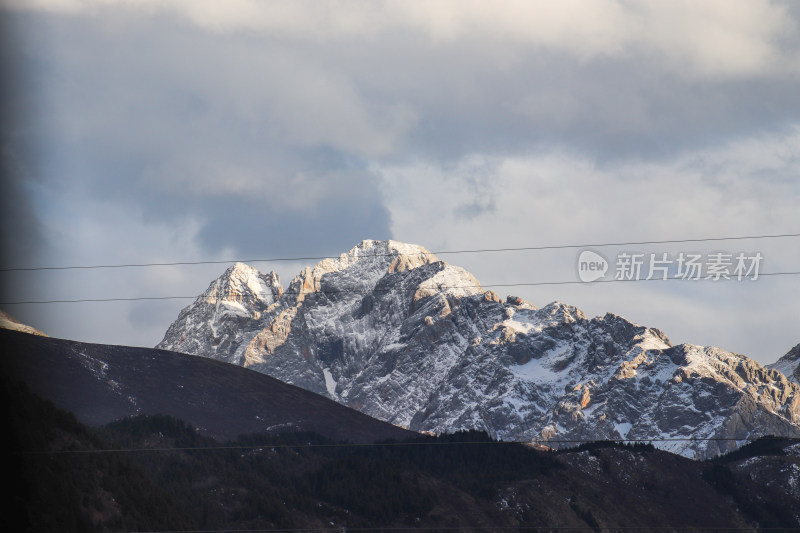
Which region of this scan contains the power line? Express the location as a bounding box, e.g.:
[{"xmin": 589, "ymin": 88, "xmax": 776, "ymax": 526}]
[
  {"xmin": 15, "ymin": 436, "xmax": 797, "ymax": 455},
  {"xmin": 1, "ymin": 232, "xmax": 798, "ymax": 272},
  {"xmin": 105, "ymin": 527, "xmax": 800, "ymax": 533},
  {"xmin": 2, "ymin": 270, "xmax": 798, "ymax": 306},
  {"xmin": 106, "ymin": 527, "xmax": 800, "ymax": 533}
]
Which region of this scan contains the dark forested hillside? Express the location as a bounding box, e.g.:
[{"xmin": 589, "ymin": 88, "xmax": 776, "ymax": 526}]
[
  {"xmin": 2, "ymin": 380, "xmax": 194, "ymax": 532},
  {"xmin": 5, "ymin": 377, "xmax": 799, "ymax": 532}
]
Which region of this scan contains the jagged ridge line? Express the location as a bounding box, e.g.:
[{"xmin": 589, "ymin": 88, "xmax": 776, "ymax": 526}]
[
  {"xmin": 1, "ymin": 232, "xmax": 798, "ymax": 272},
  {"xmin": 2, "ymin": 271, "xmax": 799, "ymax": 305}
]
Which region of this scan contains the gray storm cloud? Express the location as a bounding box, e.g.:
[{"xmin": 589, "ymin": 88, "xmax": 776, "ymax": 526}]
[{"xmin": 0, "ymin": 1, "xmax": 798, "ymax": 361}]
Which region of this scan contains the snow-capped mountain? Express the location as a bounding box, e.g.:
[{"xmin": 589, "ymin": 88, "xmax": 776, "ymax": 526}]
[
  {"xmin": 160, "ymin": 263, "xmax": 283, "ymax": 362},
  {"xmin": 769, "ymin": 344, "xmax": 800, "ymax": 385},
  {"xmin": 157, "ymin": 240, "xmax": 800, "ymax": 459}
]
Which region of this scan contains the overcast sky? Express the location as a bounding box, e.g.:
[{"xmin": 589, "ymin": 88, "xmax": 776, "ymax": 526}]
[{"xmin": 1, "ymin": 0, "xmax": 799, "ymax": 365}]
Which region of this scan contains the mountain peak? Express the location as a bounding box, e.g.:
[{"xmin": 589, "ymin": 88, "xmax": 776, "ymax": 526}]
[
  {"xmin": 156, "ymin": 262, "xmax": 283, "ymax": 363},
  {"xmin": 285, "ymin": 239, "xmax": 443, "ymax": 304},
  {"xmin": 217, "ymin": 262, "xmax": 281, "ymax": 298},
  {"xmin": 199, "ymin": 266, "xmax": 281, "ymax": 322}
]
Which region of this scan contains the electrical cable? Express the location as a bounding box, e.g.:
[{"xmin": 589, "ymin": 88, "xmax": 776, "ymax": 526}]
[
  {"xmin": 1, "ymin": 232, "xmax": 797, "ymax": 272},
  {"xmin": 2, "ymin": 270, "xmax": 798, "ymax": 306}
]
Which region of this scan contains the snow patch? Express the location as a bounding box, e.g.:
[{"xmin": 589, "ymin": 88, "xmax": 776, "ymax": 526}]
[
  {"xmin": 510, "ymin": 357, "xmax": 558, "ymax": 382},
  {"xmin": 614, "ymin": 421, "xmax": 633, "ymax": 439},
  {"xmin": 416, "ymin": 265, "xmax": 483, "ymax": 298},
  {"xmin": 383, "ymin": 342, "xmax": 407, "ymax": 352},
  {"xmin": 497, "ymin": 319, "xmax": 535, "ymax": 336},
  {"xmin": 219, "ymin": 299, "xmax": 250, "ymax": 317},
  {"xmin": 323, "ymin": 368, "xmax": 337, "ymax": 397}
]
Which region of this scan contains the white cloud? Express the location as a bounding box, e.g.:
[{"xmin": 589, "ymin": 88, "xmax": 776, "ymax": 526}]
[{"xmin": 6, "ymin": 0, "xmax": 797, "ymax": 78}]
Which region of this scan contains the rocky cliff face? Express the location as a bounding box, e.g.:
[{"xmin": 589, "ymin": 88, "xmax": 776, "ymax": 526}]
[
  {"xmin": 157, "ymin": 240, "xmax": 800, "ymax": 459},
  {"xmin": 769, "ymin": 343, "xmax": 800, "ymax": 385}
]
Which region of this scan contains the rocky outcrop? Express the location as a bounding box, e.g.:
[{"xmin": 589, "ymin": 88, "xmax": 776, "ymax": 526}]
[
  {"xmin": 769, "ymin": 343, "xmax": 800, "ymax": 384},
  {"xmin": 0, "ymin": 310, "xmax": 47, "ymax": 336}
]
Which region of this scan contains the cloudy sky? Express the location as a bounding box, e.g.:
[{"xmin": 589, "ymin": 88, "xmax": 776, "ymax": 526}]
[{"xmin": 1, "ymin": 0, "xmax": 799, "ymax": 365}]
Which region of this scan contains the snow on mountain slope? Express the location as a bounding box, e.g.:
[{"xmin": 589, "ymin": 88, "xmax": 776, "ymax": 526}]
[
  {"xmin": 769, "ymin": 343, "xmax": 800, "ymax": 385},
  {"xmin": 157, "ymin": 240, "xmax": 800, "ymax": 459}
]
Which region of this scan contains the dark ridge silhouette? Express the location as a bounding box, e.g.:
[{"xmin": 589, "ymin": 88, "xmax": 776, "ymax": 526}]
[{"xmin": 0, "ymin": 328, "xmax": 413, "ymax": 443}]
